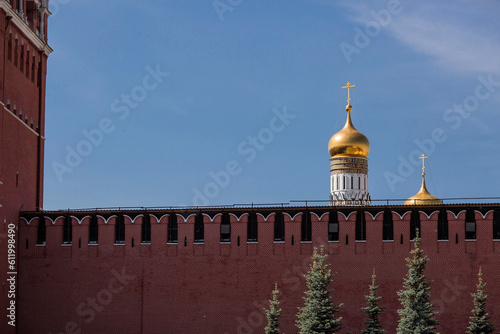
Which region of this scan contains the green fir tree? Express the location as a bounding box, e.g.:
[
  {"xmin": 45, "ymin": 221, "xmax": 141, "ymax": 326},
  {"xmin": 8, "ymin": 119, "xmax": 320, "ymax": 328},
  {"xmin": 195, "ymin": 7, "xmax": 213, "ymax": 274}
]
[
  {"xmin": 264, "ymin": 282, "xmax": 282, "ymax": 334},
  {"xmin": 397, "ymin": 230, "xmax": 438, "ymax": 334},
  {"xmin": 467, "ymin": 267, "xmax": 495, "ymax": 334},
  {"xmin": 362, "ymin": 269, "xmax": 386, "ymax": 334},
  {"xmin": 296, "ymin": 245, "xmax": 342, "ymax": 334}
]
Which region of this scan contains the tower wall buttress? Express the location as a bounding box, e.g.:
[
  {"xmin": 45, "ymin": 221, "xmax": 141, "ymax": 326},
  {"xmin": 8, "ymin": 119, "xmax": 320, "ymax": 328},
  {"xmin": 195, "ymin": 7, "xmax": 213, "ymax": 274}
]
[{"xmin": 0, "ymin": 3, "xmax": 52, "ymax": 332}]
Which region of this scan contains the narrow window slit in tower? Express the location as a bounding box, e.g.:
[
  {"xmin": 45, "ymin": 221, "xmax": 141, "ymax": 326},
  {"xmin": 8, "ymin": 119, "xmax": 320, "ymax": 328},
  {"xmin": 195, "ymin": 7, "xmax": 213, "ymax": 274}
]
[
  {"xmin": 26, "ymin": 49, "xmax": 30, "ymax": 78},
  {"xmin": 8, "ymin": 32, "xmax": 12, "ymax": 60},
  {"xmin": 20, "ymin": 42, "xmax": 24, "ymax": 72},
  {"xmin": 31, "ymin": 54, "xmax": 36, "ymax": 82},
  {"xmin": 14, "ymin": 37, "xmax": 18, "ymax": 67}
]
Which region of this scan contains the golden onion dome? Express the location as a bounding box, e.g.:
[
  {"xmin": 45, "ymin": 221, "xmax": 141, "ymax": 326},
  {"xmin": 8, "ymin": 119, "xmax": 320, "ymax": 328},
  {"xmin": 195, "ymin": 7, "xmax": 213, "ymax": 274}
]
[
  {"xmin": 405, "ymin": 178, "xmax": 442, "ymax": 205},
  {"xmin": 405, "ymin": 154, "xmax": 442, "ymax": 205},
  {"xmin": 328, "ymin": 104, "xmax": 370, "ymax": 158}
]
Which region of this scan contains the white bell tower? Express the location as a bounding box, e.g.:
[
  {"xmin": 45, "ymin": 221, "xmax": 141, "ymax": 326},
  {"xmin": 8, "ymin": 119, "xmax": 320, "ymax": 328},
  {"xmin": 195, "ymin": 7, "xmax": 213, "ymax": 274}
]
[{"xmin": 328, "ymin": 82, "xmax": 371, "ymax": 206}]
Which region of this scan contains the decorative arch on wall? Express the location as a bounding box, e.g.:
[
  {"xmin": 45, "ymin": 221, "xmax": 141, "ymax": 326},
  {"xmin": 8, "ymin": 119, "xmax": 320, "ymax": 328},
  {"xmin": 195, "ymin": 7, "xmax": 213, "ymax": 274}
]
[
  {"xmin": 20, "ymin": 216, "xmax": 40, "ymax": 226},
  {"xmin": 177, "ymin": 213, "xmax": 196, "ymax": 223},
  {"xmin": 71, "ymin": 215, "xmax": 91, "ymax": 225},
  {"xmin": 391, "ymin": 211, "xmax": 412, "ymax": 220},
  {"xmin": 229, "ymin": 212, "xmax": 248, "ymax": 222},
  {"xmin": 419, "ymin": 210, "xmax": 439, "ymax": 220},
  {"xmin": 283, "ymin": 212, "xmax": 302, "ymax": 221},
  {"xmin": 475, "ymin": 209, "xmax": 494, "ymax": 219},
  {"xmin": 202, "ymin": 213, "xmax": 222, "ymax": 222},
  {"xmin": 256, "ymin": 212, "xmax": 274, "ymax": 222},
  {"xmin": 447, "ymin": 210, "xmax": 466, "ymax": 220},
  {"xmin": 123, "ymin": 214, "xmax": 143, "ymax": 224},
  {"xmin": 365, "ymin": 211, "xmax": 384, "ymax": 220},
  {"xmin": 310, "ymin": 212, "xmax": 329, "ymax": 221},
  {"xmin": 99, "ymin": 215, "xmax": 117, "ymax": 224},
  {"xmin": 150, "ymin": 213, "xmax": 169, "ymax": 224},
  {"xmin": 338, "ymin": 211, "xmax": 357, "ymax": 221}
]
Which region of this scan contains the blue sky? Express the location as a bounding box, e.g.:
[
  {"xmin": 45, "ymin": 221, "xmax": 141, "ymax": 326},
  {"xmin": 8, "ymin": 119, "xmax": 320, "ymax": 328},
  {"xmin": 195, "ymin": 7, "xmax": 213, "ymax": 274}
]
[{"xmin": 43, "ymin": 0, "xmax": 500, "ymax": 209}]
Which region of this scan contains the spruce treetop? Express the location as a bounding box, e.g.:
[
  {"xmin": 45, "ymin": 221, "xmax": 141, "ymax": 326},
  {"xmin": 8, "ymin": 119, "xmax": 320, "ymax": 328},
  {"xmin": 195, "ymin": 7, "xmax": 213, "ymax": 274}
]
[
  {"xmin": 296, "ymin": 245, "xmax": 343, "ymax": 334},
  {"xmin": 265, "ymin": 282, "xmax": 282, "ymax": 334},
  {"xmin": 467, "ymin": 267, "xmax": 495, "ymax": 334},
  {"xmin": 362, "ymin": 269, "xmax": 386, "ymax": 334},
  {"xmin": 397, "ymin": 230, "xmax": 438, "ymax": 334}
]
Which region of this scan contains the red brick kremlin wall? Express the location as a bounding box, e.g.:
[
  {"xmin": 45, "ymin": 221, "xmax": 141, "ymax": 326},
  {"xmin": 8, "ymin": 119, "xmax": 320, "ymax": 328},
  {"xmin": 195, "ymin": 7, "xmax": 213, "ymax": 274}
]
[{"xmin": 18, "ymin": 207, "xmax": 500, "ymax": 333}]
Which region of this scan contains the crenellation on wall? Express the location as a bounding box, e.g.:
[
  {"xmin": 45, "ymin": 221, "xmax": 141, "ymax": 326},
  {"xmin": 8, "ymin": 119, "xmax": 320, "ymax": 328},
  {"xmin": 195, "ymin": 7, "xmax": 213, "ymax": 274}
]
[
  {"xmin": 366, "ymin": 211, "xmax": 383, "ymax": 254},
  {"xmin": 19, "ymin": 205, "xmax": 500, "ymax": 260}
]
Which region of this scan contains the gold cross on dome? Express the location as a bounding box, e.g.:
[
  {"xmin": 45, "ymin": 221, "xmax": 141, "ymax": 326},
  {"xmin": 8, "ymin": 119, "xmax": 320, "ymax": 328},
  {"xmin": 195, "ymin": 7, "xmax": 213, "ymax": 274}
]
[
  {"xmin": 342, "ymin": 82, "xmax": 356, "ymax": 105},
  {"xmin": 419, "ymin": 154, "xmax": 428, "ymax": 177}
]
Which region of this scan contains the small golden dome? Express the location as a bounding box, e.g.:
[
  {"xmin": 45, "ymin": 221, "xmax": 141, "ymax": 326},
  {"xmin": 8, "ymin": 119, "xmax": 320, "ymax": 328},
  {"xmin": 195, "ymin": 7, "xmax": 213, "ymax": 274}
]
[
  {"xmin": 328, "ymin": 104, "xmax": 370, "ymax": 158},
  {"xmin": 405, "ymin": 154, "xmax": 442, "ymax": 205},
  {"xmin": 405, "ymin": 178, "xmax": 442, "ymax": 205}
]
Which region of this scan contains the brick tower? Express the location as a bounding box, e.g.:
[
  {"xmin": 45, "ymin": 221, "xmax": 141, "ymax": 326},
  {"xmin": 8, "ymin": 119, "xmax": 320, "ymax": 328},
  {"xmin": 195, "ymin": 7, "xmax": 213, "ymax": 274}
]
[{"xmin": 0, "ymin": 1, "xmax": 51, "ymax": 332}]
